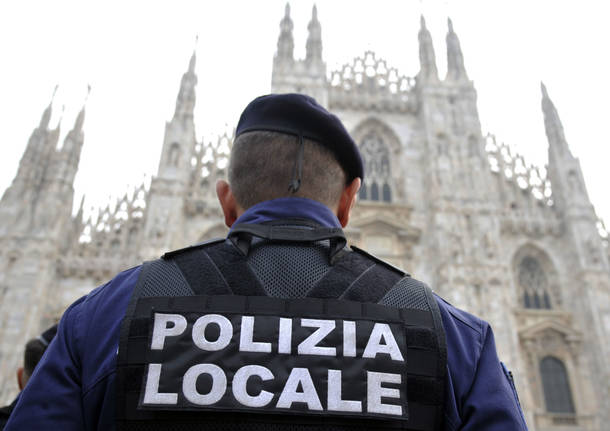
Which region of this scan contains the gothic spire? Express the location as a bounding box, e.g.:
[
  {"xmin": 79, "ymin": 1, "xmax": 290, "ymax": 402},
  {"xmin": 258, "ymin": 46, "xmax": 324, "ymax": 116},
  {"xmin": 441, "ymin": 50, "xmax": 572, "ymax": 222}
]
[
  {"xmin": 74, "ymin": 85, "xmax": 91, "ymax": 133},
  {"xmin": 57, "ymin": 87, "xmax": 87, "ymax": 185},
  {"xmin": 541, "ymin": 82, "xmax": 571, "ymax": 157},
  {"xmin": 445, "ymin": 18, "xmax": 468, "ymax": 81},
  {"xmin": 40, "ymin": 85, "xmax": 58, "ymax": 129},
  {"xmin": 276, "ymin": 3, "xmax": 294, "ymax": 61},
  {"xmin": 418, "ymin": 16, "xmax": 439, "ymax": 82},
  {"xmin": 306, "ymin": 4, "xmax": 322, "ymax": 63},
  {"xmin": 542, "ymin": 82, "xmax": 594, "ymax": 212},
  {"xmin": 188, "ymin": 37, "xmax": 197, "ymax": 74},
  {"xmin": 75, "ymin": 194, "xmax": 85, "ymax": 220},
  {"xmin": 173, "ymin": 45, "xmax": 198, "ymax": 121}
]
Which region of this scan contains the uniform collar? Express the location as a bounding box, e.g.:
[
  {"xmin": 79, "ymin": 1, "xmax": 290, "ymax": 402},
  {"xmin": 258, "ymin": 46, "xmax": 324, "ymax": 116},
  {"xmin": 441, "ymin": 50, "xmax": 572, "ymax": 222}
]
[{"xmin": 230, "ymin": 197, "xmax": 341, "ymax": 232}]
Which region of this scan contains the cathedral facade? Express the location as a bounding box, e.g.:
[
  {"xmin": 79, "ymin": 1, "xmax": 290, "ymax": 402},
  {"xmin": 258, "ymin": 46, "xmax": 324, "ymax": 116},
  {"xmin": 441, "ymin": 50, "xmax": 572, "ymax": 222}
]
[{"xmin": 0, "ymin": 4, "xmax": 609, "ymax": 430}]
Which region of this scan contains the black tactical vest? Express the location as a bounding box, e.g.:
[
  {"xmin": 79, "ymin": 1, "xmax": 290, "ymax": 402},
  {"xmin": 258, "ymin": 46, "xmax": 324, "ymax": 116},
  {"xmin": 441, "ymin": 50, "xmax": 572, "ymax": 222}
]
[{"xmin": 116, "ymin": 222, "xmax": 447, "ymax": 431}]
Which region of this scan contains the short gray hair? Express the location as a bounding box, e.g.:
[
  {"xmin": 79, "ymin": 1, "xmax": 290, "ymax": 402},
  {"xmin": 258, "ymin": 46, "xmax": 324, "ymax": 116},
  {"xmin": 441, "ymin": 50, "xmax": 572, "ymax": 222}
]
[{"xmin": 228, "ymin": 131, "xmax": 347, "ymax": 209}]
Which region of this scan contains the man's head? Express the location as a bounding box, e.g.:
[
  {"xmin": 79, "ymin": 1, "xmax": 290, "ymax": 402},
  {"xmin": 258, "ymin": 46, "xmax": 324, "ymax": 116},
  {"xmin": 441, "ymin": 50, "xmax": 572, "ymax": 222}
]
[
  {"xmin": 17, "ymin": 324, "xmax": 57, "ymax": 390},
  {"xmin": 216, "ymin": 94, "xmax": 362, "ymax": 227}
]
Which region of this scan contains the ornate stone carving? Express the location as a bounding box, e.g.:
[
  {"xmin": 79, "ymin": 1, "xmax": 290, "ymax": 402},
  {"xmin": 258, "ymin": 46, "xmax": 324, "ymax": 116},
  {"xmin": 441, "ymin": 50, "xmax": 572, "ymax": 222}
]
[
  {"xmin": 187, "ymin": 131, "xmax": 232, "ymax": 207},
  {"xmin": 329, "ymin": 51, "xmax": 416, "ymax": 112},
  {"xmin": 486, "ymin": 134, "xmax": 553, "ymax": 205}
]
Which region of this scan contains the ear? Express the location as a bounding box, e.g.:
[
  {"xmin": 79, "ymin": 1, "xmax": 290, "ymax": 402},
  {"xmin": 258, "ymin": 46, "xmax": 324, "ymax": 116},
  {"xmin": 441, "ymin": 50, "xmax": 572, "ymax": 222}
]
[
  {"xmin": 216, "ymin": 180, "xmax": 239, "ymax": 227},
  {"xmin": 337, "ymin": 178, "xmax": 361, "ymax": 228},
  {"xmin": 17, "ymin": 367, "xmax": 25, "ymax": 391}
]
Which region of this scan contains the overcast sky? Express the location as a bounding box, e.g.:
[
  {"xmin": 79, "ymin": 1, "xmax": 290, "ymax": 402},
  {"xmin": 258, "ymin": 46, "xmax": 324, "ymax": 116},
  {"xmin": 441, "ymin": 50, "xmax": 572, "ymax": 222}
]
[{"xmin": 1, "ymin": 0, "xmax": 609, "ymax": 228}]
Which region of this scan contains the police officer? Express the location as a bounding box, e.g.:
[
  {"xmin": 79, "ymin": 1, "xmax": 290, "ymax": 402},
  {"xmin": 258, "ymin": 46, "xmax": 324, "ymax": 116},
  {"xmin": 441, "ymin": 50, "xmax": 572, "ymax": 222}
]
[{"xmin": 6, "ymin": 94, "xmax": 528, "ymax": 430}]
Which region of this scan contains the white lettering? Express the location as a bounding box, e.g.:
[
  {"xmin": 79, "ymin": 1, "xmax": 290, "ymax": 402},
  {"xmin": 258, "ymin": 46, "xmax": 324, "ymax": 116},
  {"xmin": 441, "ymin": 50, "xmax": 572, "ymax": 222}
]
[
  {"xmin": 239, "ymin": 316, "xmax": 272, "ymax": 353},
  {"xmin": 232, "ymin": 365, "xmax": 275, "ymax": 407},
  {"xmin": 150, "ymin": 313, "xmax": 187, "ymax": 350},
  {"xmin": 192, "ymin": 314, "xmax": 232, "ymax": 351},
  {"xmin": 367, "ymin": 371, "xmax": 402, "ymax": 416},
  {"xmin": 276, "ymin": 367, "xmax": 323, "ymax": 411},
  {"xmin": 298, "ymin": 319, "xmax": 336, "ymax": 356},
  {"xmin": 362, "ymin": 323, "xmax": 404, "ymax": 362},
  {"xmin": 343, "ymin": 321, "xmax": 356, "ymax": 357},
  {"xmin": 183, "ymin": 364, "xmax": 227, "ymax": 405},
  {"xmin": 278, "ymin": 318, "xmax": 292, "ymax": 354},
  {"xmin": 327, "ymin": 369, "xmax": 362, "ymax": 412},
  {"xmin": 142, "ymin": 363, "xmax": 178, "ymax": 405}
]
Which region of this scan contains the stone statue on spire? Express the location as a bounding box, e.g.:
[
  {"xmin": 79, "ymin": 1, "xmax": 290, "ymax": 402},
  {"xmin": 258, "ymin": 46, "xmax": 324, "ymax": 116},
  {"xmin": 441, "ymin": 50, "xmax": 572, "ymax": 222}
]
[
  {"xmin": 418, "ymin": 16, "xmax": 439, "ymax": 82},
  {"xmin": 541, "ymin": 82, "xmax": 571, "ymax": 157},
  {"xmin": 173, "ymin": 44, "xmax": 198, "ymax": 121},
  {"xmin": 74, "ymin": 85, "xmax": 91, "ymax": 133},
  {"xmin": 306, "ymin": 4, "xmax": 322, "ymax": 64},
  {"xmin": 276, "ymin": 3, "xmax": 294, "ymax": 62},
  {"xmin": 446, "ymin": 18, "xmax": 468, "ymax": 81}
]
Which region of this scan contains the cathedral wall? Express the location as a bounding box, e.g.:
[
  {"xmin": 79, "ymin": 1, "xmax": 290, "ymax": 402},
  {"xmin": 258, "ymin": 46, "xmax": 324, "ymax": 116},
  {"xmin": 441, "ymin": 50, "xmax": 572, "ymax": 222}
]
[
  {"xmin": 184, "ymin": 214, "xmax": 228, "ymax": 243},
  {"xmin": 54, "ymin": 276, "xmax": 99, "ymax": 315},
  {"xmin": 0, "ymin": 254, "xmax": 56, "ymax": 404},
  {"xmin": 496, "ymin": 229, "xmax": 606, "ymax": 429}
]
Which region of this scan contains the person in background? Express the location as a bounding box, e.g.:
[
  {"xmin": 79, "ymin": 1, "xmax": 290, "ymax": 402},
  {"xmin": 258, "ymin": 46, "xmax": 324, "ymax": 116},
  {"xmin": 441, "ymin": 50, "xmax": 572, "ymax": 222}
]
[{"xmin": 0, "ymin": 324, "xmax": 57, "ymax": 429}]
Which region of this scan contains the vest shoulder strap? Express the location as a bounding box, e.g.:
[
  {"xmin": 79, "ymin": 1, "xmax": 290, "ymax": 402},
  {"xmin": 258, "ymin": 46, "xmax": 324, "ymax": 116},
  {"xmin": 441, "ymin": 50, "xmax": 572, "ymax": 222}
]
[
  {"xmin": 307, "ymin": 246, "xmax": 406, "ymax": 303},
  {"xmin": 133, "ymin": 258, "xmax": 194, "ymax": 298},
  {"xmin": 160, "ymin": 239, "xmax": 267, "ymax": 297},
  {"xmin": 161, "ymin": 237, "xmax": 226, "ymax": 259},
  {"xmin": 350, "ymin": 245, "xmax": 409, "ymax": 277}
]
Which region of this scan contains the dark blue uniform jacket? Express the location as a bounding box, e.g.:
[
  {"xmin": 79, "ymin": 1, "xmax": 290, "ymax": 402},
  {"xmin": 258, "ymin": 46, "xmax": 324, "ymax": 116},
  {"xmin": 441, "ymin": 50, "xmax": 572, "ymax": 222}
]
[{"xmin": 6, "ymin": 198, "xmax": 528, "ymax": 430}]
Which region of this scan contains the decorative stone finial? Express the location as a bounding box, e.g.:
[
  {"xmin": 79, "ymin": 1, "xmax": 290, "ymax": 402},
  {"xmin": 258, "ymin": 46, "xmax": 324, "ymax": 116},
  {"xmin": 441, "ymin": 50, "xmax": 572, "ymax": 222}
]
[
  {"xmin": 541, "ymin": 82, "xmax": 570, "ymax": 157},
  {"xmin": 446, "ymin": 17, "xmax": 468, "ymax": 81},
  {"xmin": 540, "ymin": 81, "xmax": 548, "ymax": 98},
  {"xmin": 188, "ymin": 40, "xmax": 197, "ymax": 75},
  {"xmin": 306, "ymin": 3, "xmax": 322, "ymax": 63},
  {"xmin": 40, "ymin": 85, "xmax": 59, "ymax": 129},
  {"xmin": 276, "ymin": 2, "xmax": 294, "ymax": 61},
  {"xmin": 173, "ymin": 48, "xmax": 198, "ymax": 120},
  {"xmin": 418, "ymin": 15, "xmax": 439, "ymax": 82}
]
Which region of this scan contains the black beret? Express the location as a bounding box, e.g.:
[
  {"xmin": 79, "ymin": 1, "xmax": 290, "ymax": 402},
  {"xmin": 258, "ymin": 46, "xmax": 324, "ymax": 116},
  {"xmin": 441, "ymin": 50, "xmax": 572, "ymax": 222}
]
[{"xmin": 235, "ymin": 93, "xmax": 364, "ymax": 182}]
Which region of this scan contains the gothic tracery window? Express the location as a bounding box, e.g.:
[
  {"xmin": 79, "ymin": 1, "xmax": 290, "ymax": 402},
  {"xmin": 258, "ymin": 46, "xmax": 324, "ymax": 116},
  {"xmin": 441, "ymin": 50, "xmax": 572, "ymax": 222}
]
[
  {"xmin": 358, "ymin": 132, "xmax": 392, "ymax": 203},
  {"xmin": 540, "ymin": 356, "xmax": 575, "ymax": 414},
  {"xmin": 518, "ymin": 256, "xmax": 551, "ymax": 309}
]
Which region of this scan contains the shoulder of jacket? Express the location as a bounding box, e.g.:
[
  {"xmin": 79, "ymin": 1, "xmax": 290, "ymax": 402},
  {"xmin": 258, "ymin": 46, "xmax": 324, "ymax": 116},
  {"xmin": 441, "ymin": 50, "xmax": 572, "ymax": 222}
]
[
  {"xmin": 349, "ymin": 245, "xmax": 409, "ymax": 277},
  {"xmin": 162, "ymin": 237, "xmax": 227, "ymax": 259},
  {"xmin": 434, "ymin": 293, "xmax": 487, "ymax": 336}
]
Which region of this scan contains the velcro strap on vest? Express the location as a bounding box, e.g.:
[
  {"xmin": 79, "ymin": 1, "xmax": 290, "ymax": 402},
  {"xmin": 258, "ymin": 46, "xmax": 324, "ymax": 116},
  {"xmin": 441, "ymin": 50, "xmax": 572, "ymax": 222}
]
[{"xmin": 229, "ymin": 223, "xmax": 347, "ymax": 264}]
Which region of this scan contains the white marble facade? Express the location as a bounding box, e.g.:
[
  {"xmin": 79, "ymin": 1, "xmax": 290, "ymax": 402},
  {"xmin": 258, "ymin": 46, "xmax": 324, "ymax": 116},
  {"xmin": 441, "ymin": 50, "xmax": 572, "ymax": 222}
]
[{"xmin": 0, "ymin": 4, "xmax": 608, "ymax": 430}]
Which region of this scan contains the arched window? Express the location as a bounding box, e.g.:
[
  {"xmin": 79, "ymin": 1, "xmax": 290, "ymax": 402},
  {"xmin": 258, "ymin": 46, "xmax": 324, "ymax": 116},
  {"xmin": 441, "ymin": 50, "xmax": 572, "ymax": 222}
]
[
  {"xmin": 370, "ymin": 182, "xmax": 379, "ymax": 201},
  {"xmin": 359, "ymin": 132, "xmax": 392, "ymax": 202},
  {"xmin": 359, "ymin": 185, "xmax": 367, "ymax": 200},
  {"xmin": 168, "ymin": 143, "xmax": 181, "ymax": 167},
  {"xmin": 382, "ymin": 183, "xmax": 392, "ymax": 202},
  {"xmin": 568, "ymin": 171, "xmax": 582, "ymax": 192},
  {"xmin": 540, "ymin": 356, "xmax": 575, "ymax": 414},
  {"xmin": 518, "ymin": 256, "xmax": 551, "ymax": 309}
]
